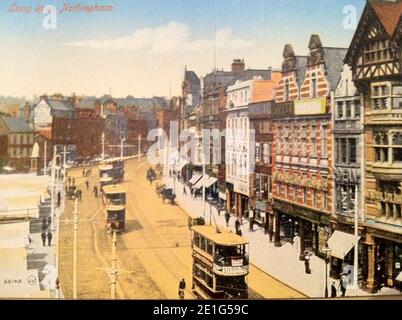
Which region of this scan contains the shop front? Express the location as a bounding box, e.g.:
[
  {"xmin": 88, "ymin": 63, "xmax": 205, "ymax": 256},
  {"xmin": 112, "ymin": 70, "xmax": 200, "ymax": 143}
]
[{"xmin": 273, "ymin": 199, "xmax": 331, "ymax": 259}]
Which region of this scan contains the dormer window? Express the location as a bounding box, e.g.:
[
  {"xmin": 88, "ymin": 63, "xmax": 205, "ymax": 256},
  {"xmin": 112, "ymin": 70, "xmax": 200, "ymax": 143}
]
[{"xmin": 311, "ymin": 73, "xmax": 317, "ymax": 98}]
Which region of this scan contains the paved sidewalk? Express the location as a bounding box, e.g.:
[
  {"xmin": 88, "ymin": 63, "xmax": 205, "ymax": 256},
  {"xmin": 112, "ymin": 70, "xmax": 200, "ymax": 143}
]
[
  {"xmin": 28, "ymin": 179, "xmax": 65, "ymax": 298},
  {"xmin": 165, "ymin": 175, "xmax": 401, "ymax": 298}
]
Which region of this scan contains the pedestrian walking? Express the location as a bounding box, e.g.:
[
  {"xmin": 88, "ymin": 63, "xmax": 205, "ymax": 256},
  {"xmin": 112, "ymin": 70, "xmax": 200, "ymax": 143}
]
[
  {"xmin": 77, "ymin": 189, "xmax": 82, "ymax": 201},
  {"xmin": 235, "ymin": 219, "xmax": 240, "ymax": 233},
  {"xmin": 331, "ymin": 281, "xmax": 337, "ymax": 298},
  {"xmin": 68, "ymin": 177, "xmax": 71, "ymax": 186},
  {"xmin": 190, "ymin": 188, "xmax": 194, "ymax": 198},
  {"xmin": 47, "ymin": 231, "xmax": 53, "ymax": 246},
  {"xmin": 249, "ymin": 208, "xmax": 254, "ymax": 232},
  {"xmin": 82, "ymin": 168, "xmax": 85, "ymax": 177},
  {"xmin": 93, "ymin": 186, "xmax": 98, "ymax": 198},
  {"xmin": 183, "ymin": 185, "xmax": 187, "ymax": 196},
  {"xmin": 57, "ymin": 191, "xmax": 61, "ymax": 208},
  {"xmin": 304, "ymin": 252, "xmax": 311, "ymax": 274},
  {"xmin": 72, "ymin": 178, "xmax": 75, "ymax": 186},
  {"xmin": 178, "ymin": 278, "xmax": 186, "ymax": 299},
  {"xmin": 339, "ymin": 274, "xmax": 347, "ymax": 297},
  {"xmin": 85, "ymin": 180, "xmax": 89, "ymax": 190},
  {"xmin": 42, "ymin": 217, "xmax": 48, "ymax": 231},
  {"xmin": 224, "ymin": 211, "xmax": 230, "ymax": 227},
  {"xmin": 41, "ymin": 232, "xmax": 47, "ymax": 247}
]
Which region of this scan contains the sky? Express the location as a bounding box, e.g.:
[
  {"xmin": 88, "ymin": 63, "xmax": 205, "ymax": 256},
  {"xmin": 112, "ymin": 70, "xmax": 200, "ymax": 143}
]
[{"xmin": 0, "ymin": 0, "xmax": 366, "ymax": 99}]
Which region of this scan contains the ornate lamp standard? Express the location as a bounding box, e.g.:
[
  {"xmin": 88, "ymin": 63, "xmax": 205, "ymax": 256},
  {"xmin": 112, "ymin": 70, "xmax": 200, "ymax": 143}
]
[{"xmin": 322, "ymin": 242, "xmax": 331, "ymax": 298}]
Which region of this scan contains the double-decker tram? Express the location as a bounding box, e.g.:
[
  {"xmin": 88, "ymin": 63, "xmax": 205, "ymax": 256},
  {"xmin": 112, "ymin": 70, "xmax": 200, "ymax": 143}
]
[
  {"xmin": 99, "ymin": 158, "xmax": 125, "ymax": 182},
  {"xmin": 102, "ymin": 184, "xmax": 126, "ymax": 233},
  {"xmin": 100, "ymin": 176, "xmax": 114, "ymax": 190},
  {"xmin": 191, "ymin": 225, "xmax": 249, "ymax": 299}
]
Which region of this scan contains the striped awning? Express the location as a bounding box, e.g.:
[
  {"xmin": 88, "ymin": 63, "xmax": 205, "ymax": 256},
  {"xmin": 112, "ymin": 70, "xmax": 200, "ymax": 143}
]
[
  {"xmin": 189, "ymin": 174, "xmax": 202, "ymax": 185},
  {"xmin": 204, "ymin": 176, "xmax": 218, "ymax": 188}
]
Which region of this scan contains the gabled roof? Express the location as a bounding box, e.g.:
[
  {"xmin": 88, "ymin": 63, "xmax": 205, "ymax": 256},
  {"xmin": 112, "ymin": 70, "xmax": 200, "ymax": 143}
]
[
  {"xmin": 345, "ymin": 0, "xmax": 402, "ymax": 65},
  {"xmin": 370, "ymin": 0, "xmax": 402, "ymax": 37},
  {"xmin": 322, "ymin": 47, "xmax": 349, "ymax": 91},
  {"xmin": 185, "ymin": 70, "xmax": 200, "ymax": 85},
  {"xmin": 0, "ymin": 116, "xmax": 33, "ymax": 133}
]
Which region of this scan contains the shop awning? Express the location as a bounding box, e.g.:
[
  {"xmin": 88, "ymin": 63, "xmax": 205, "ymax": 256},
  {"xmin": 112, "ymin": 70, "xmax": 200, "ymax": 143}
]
[
  {"xmin": 396, "ymin": 272, "xmax": 402, "ymax": 282},
  {"xmin": 189, "ymin": 175, "xmax": 202, "ymax": 185},
  {"xmin": 193, "ymin": 175, "xmax": 208, "ymax": 189},
  {"xmin": 204, "ymin": 177, "xmax": 218, "ymax": 188},
  {"xmin": 219, "ymin": 191, "xmax": 226, "ymax": 200},
  {"xmin": 175, "ymin": 159, "xmax": 187, "ymax": 172},
  {"xmin": 327, "ymin": 231, "xmax": 360, "ymax": 260}
]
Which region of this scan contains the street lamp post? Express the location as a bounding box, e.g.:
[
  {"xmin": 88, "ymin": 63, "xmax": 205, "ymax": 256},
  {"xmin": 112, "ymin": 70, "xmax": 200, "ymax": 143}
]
[
  {"xmin": 101, "ymin": 132, "xmax": 105, "ymax": 160},
  {"xmin": 322, "ymin": 242, "xmax": 331, "ymax": 298},
  {"xmin": 73, "ymin": 197, "xmax": 78, "ymax": 299},
  {"xmin": 120, "ymin": 137, "xmax": 126, "ymax": 160},
  {"xmin": 138, "ymin": 134, "xmax": 141, "ymax": 160},
  {"xmin": 110, "ymin": 231, "xmax": 118, "ymax": 299}
]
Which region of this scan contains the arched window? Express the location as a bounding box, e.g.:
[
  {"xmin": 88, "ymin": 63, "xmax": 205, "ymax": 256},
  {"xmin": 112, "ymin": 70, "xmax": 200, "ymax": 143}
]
[
  {"xmin": 311, "ymin": 73, "xmax": 317, "ymax": 98},
  {"xmin": 285, "ymin": 79, "xmax": 290, "ymax": 101}
]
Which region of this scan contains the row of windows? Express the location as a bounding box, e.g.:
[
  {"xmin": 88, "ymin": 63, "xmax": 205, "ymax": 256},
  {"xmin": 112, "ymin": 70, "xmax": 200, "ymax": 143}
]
[
  {"xmin": 336, "ymin": 100, "xmax": 361, "ymax": 119},
  {"xmin": 227, "ymin": 89, "xmax": 250, "ymax": 106},
  {"xmin": 372, "ymin": 83, "xmax": 402, "ymax": 110},
  {"xmin": 282, "ymin": 72, "xmax": 319, "ymax": 102},
  {"xmin": 335, "ymin": 138, "xmax": 357, "ymax": 165},
  {"xmin": 9, "ymin": 147, "xmax": 32, "ymax": 157},
  {"xmin": 253, "ymin": 174, "xmax": 272, "ymax": 201},
  {"xmin": 276, "ymin": 182, "xmax": 328, "ymax": 209},
  {"xmin": 255, "ymin": 143, "xmax": 272, "ymax": 165},
  {"xmin": 335, "ymin": 184, "xmax": 357, "ymax": 215},
  {"xmin": 10, "ymin": 134, "xmax": 33, "ymax": 145}
]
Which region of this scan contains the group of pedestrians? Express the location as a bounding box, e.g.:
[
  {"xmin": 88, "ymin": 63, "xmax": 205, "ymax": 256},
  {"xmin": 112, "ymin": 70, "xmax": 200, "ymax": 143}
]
[{"xmin": 40, "ymin": 216, "xmax": 53, "ymax": 247}]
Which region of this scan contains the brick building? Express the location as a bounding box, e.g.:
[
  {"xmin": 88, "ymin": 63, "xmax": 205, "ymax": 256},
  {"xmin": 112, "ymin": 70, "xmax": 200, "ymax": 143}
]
[{"xmin": 273, "ymin": 37, "xmax": 346, "ymax": 260}]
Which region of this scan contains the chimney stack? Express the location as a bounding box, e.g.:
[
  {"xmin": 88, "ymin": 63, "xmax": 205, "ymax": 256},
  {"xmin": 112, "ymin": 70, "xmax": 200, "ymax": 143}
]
[{"xmin": 231, "ymin": 59, "xmax": 245, "ymax": 73}]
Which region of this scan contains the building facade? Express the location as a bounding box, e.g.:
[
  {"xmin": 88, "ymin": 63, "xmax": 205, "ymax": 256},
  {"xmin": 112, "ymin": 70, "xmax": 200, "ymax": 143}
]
[
  {"xmin": 331, "ymin": 64, "xmax": 364, "ymax": 279},
  {"xmin": 273, "ymin": 37, "xmax": 346, "ymax": 260},
  {"xmin": 0, "ymin": 116, "xmax": 34, "ymax": 171},
  {"xmin": 345, "ymin": 0, "xmax": 402, "ymax": 292}
]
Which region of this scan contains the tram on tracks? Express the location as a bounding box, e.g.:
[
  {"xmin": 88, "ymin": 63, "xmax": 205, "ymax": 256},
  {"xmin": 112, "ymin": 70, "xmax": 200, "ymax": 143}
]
[
  {"xmin": 191, "ymin": 225, "xmax": 249, "ymax": 299},
  {"xmin": 99, "ymin": 158, "xmax": 125, "ymax": 182},
  {"xmin": 102, "ymin": 184, "xmax": 126, "ymax": 233},
  {"xmin": 100, "ymin": 176, "xmax": 114, "ymax": 190}
]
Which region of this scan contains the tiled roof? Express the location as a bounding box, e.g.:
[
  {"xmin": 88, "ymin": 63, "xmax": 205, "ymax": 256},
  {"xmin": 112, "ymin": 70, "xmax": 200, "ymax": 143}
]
[
  {"xmin": 203, "ymin": 69, "xmax": 273, "ymax": 91},
  {"xmin": 46, "ymin": 99, "xmax": 74, "ymax": 111},
  {"xmin": 185, "ymin": 70, "xmax": 200, "ymax": 85},
  {"xmin": 370, "ymin": 0, "xmax": 402, "ymax": 37},
  {"xmin": 36, "ymin": 128, "xmax": 52, "ymax": 140},
  {"xmin": 323, "ymin": 48, "xmax": 348, "ymax": 91},
  {"xmin": 1, "ymin": 116, "xmax": 33, "ymax": 133}
]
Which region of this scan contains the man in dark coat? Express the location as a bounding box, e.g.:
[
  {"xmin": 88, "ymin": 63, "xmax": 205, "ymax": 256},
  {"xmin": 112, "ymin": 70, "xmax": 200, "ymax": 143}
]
[
  {"xmin": 235, "ymin": 219, "xmax": 240, "ymax": 233},
  {"xmin": 57, "ymin": 191, "xmax": 61, "ymax": 208},
  {"xmin": 41, "ymin": 217, "xmax": 48, "ymax": 231},
  {"xmin": 41, "ymin": 232, "xmax": 47, "ymax": 247},
  {"xmin": 178, "ymin": 278, "xmax": 186, "ymax": 299},
  {"xmin": 47, "ymin": 231, "xmax": 53, "ymax": 246},
  {"xmin": 304, "ymin": 253, "xmax": 311, "ymax": 274},
  {"xmin": 225, "ymin": 211, "xmax": 230, "ymax": 227},
  {"xmin": 85, "ymin": 180, "xmax": 89, "ymax": 190}
]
